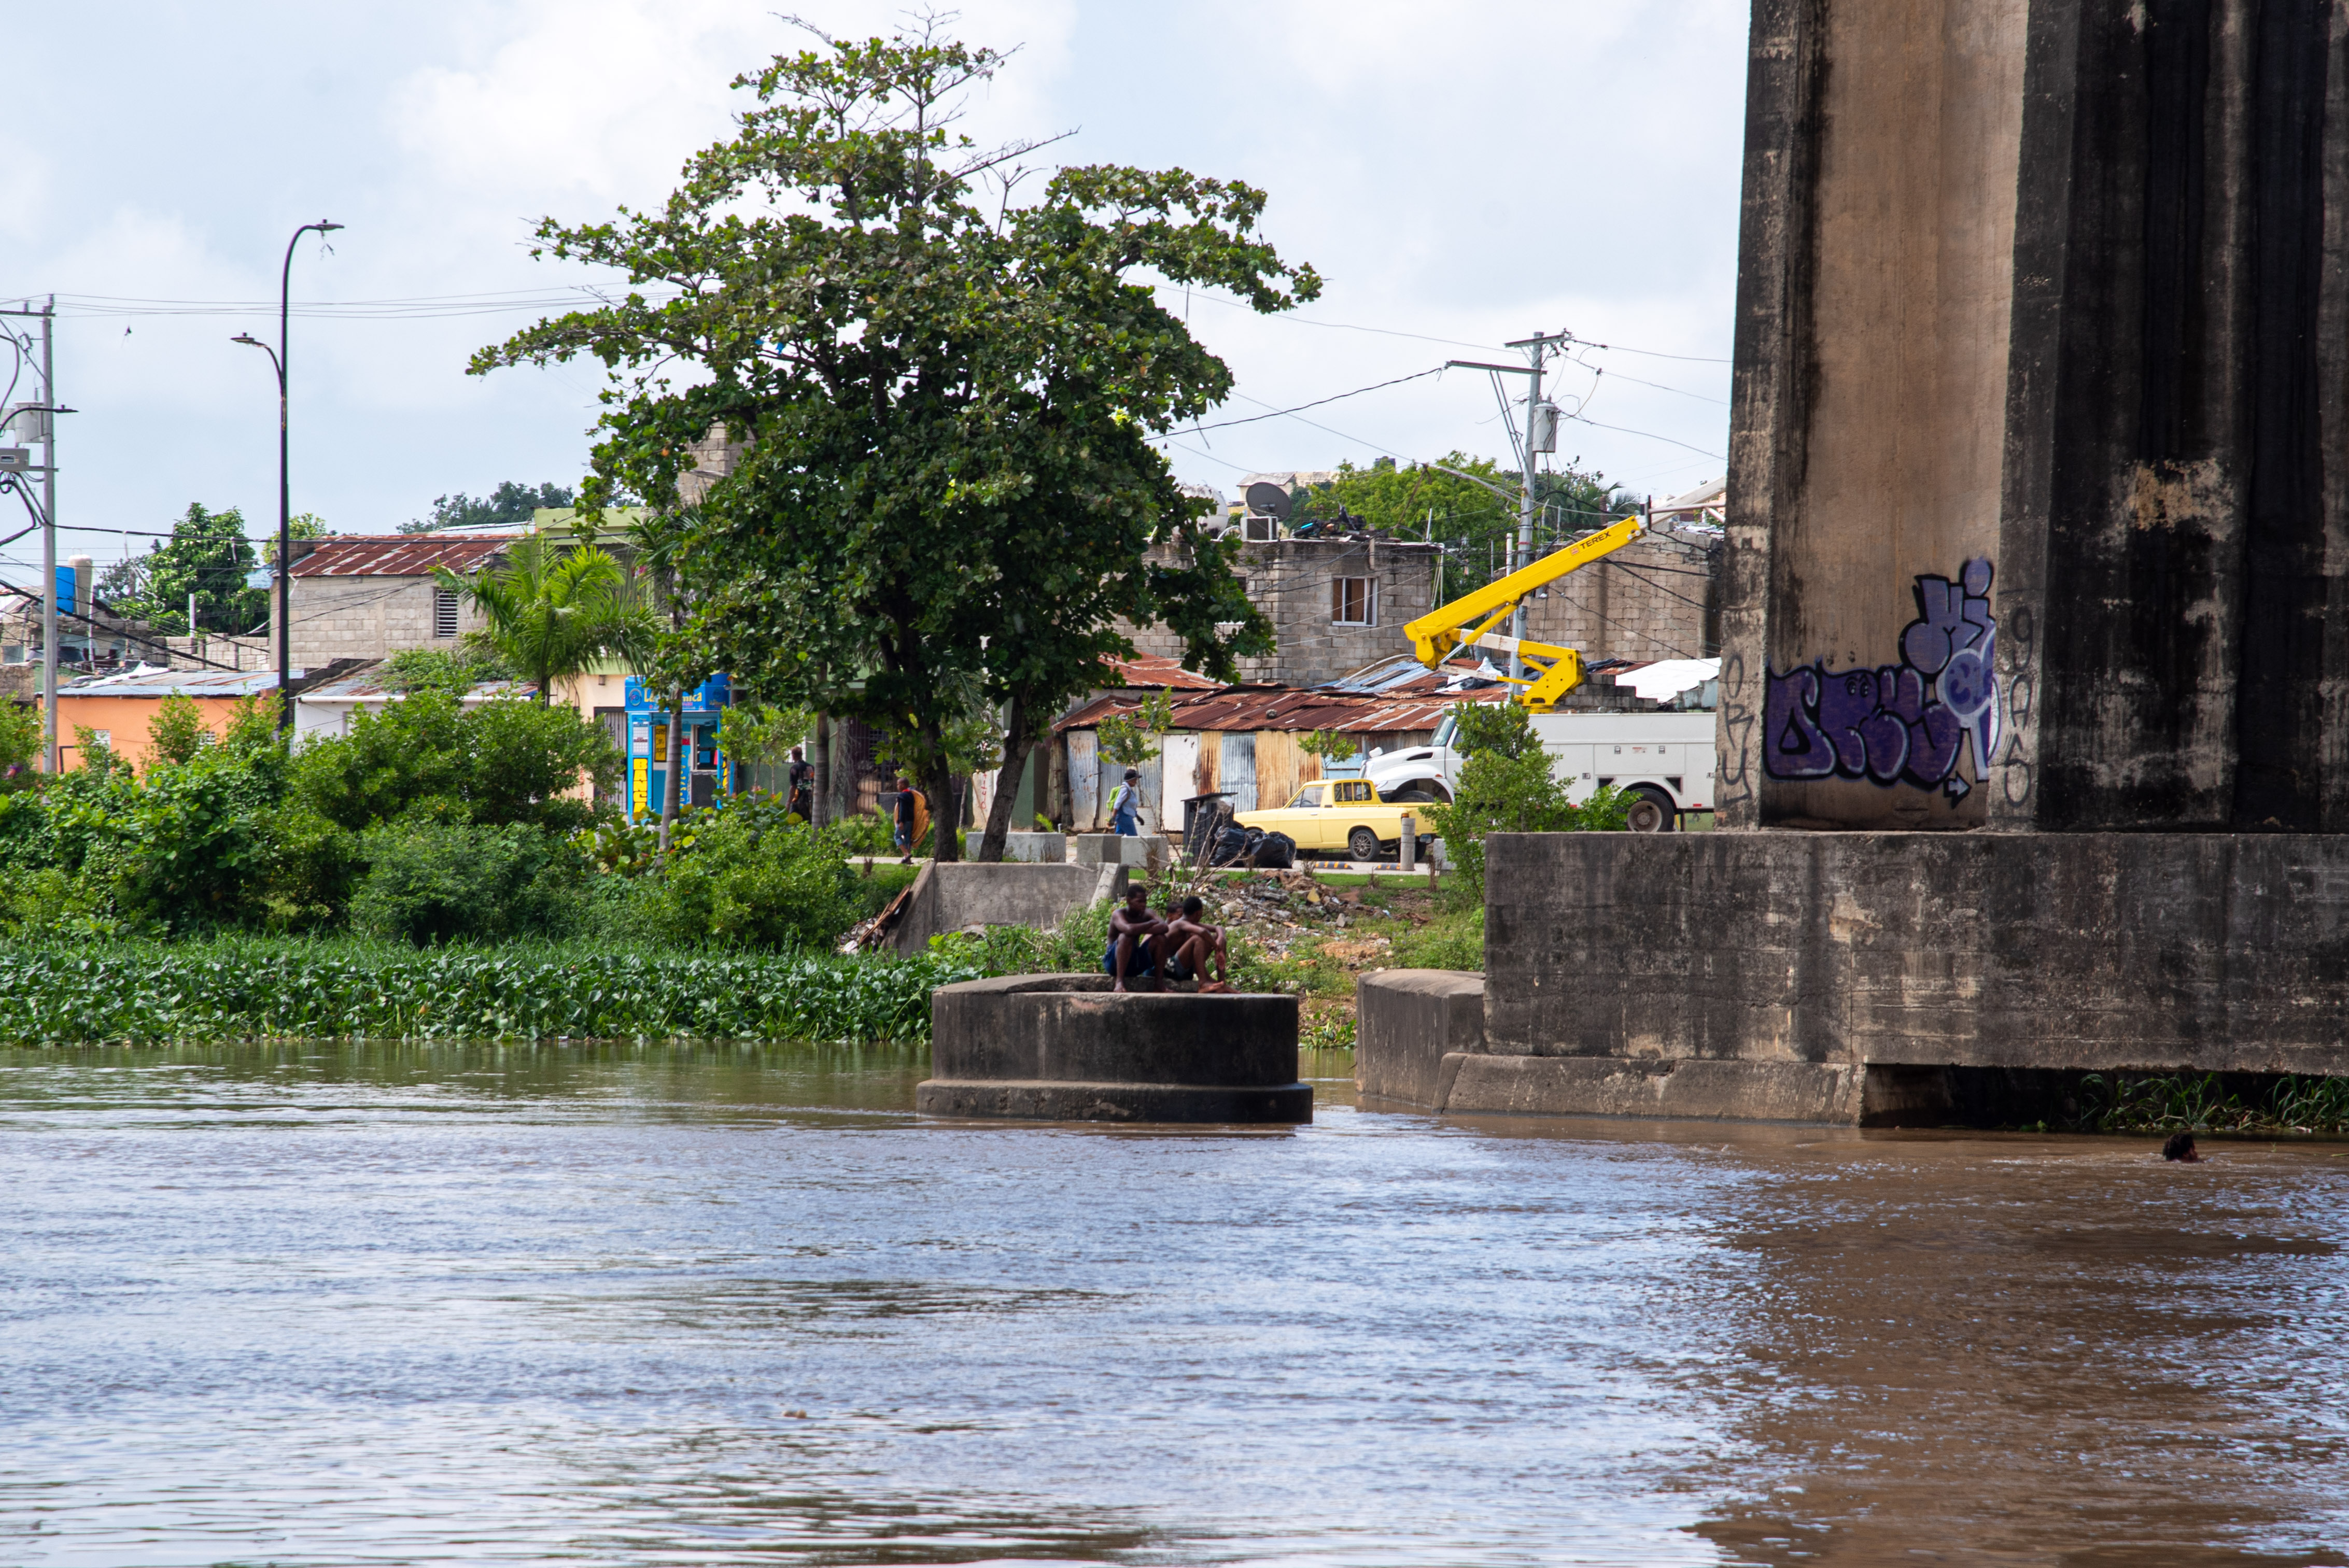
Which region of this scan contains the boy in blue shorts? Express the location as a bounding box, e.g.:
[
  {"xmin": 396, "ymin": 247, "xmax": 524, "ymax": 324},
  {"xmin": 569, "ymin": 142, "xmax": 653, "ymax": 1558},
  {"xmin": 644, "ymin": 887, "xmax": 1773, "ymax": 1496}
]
[{"xmin": 1103, "ymin": 883, "xmax": 1166, "ymax": 992}]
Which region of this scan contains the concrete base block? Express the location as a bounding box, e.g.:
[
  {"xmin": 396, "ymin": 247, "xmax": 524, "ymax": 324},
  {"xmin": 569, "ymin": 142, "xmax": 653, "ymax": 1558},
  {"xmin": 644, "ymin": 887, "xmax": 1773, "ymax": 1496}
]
[
  {"xmin": 1073, "ymin": 833, "xmax": 1145, "ymax": 866},
  {"xmin": 1486, "ymin": 830, "xmax": 2349, "ymax": 1080},
  {"xmin": 915, "ymin": 1079, "xmax": 1314, "ymax": 1122},
  {"xmin": 1438, "ymin": 1054, "xmax": 1863, "ymax": 1124},
  {"xmin": 1001, "ymin": 831, "xmax": 1067, "ymax": 864},
  {"xmin": 922, "ymin": 973, "xmax": 1309, "ymax": 1124},
  {"xmin": 887, "ymin": 862, "xmax": 1116, "ymax": 954},
  {"xmin": 1356, "ymin": 969, "xmax": 1485, "ymax": 1108}
]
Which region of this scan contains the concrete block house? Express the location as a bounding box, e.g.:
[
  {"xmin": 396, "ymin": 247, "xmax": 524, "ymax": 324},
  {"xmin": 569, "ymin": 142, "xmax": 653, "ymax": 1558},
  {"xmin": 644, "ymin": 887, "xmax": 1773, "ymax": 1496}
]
[{"xmin": 285, "ymin": 535, "xmax": 507, "ymax": 669}]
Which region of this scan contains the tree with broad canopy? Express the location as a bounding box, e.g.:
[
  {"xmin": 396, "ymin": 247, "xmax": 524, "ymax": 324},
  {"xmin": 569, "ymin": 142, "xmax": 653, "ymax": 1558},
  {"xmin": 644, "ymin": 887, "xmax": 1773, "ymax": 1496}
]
[{"xmin": 468, "ymin": 17, "xmax": 1316, "ymax": 860}]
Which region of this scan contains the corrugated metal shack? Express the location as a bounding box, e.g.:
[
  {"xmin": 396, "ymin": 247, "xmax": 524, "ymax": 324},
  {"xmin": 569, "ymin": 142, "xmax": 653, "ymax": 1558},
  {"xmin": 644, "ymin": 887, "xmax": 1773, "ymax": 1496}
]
[{"xmin": 1052, "ymin": 660, "xmax": 1510, "ymax": 829}]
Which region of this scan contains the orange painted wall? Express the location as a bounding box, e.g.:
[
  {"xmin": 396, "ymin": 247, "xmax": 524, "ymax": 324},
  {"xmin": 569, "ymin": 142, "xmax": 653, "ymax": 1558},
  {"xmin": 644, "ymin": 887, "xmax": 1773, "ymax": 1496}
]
[{"xmin": 49, "ymin": 694, "xmax": 245, "ymax": 773}]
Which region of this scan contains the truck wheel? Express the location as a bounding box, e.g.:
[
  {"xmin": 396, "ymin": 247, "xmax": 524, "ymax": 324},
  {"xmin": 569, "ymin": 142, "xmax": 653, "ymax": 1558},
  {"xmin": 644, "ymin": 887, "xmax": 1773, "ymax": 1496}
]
[
  {"xmin": 1625, "ymin": 787, "xmax": 1677, "ymax": 834},
  {"xmin": 1347, "ymin": 826, "xmax": 1382, "ymax": 861}
]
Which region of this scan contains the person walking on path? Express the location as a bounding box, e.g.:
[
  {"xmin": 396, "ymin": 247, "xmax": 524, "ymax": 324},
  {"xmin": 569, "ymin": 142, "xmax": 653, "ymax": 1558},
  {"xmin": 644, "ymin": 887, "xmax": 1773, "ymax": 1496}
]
[
  {"xmin": 1110, "ymin": 769, "xmax": 1144, "ymax": 837},
  {"xmin": 893, "ymin": 775, "xmax": 926, "ymax": 863},
  {"xmin": 787, "ymin": 746, "xmax": 814, "ymax": 821}
]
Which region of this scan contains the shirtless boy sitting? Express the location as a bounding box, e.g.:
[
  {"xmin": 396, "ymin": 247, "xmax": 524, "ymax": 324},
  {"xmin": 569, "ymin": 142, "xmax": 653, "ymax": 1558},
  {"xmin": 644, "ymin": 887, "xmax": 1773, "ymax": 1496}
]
[
  {"xmin": 1159, "ymin": 895, "xmax": 1232, "ymax": 993},
  {"xmin": 1104, "ymin": 884, "xmax": 1167, "ymax": 992}
]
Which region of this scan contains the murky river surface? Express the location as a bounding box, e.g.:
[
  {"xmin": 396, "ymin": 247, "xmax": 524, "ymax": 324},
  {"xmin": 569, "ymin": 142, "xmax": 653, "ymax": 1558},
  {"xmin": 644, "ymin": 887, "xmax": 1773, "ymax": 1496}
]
[{"xmin": 3, "ymin": 1044, "xmax": 2347, "ymax": 1567}]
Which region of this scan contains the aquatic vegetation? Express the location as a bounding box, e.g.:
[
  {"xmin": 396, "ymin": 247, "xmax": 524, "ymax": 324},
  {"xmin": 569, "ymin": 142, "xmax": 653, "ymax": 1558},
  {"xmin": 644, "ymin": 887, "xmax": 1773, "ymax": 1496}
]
[
  {"xmin": 0, "ymin": 936, "xmax": 987, "ymax": 1046},
  {"xmin": 2074, "ymin": 1070, "xmax": 2349, "ymax": 1137}
]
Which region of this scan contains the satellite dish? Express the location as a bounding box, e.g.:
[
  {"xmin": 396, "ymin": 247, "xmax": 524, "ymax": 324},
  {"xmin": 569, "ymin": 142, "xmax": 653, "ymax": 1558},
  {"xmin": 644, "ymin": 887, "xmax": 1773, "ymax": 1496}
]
[{"xmin": 1244, "ymin": 481, "xmax": 1293, "ymax": 520}]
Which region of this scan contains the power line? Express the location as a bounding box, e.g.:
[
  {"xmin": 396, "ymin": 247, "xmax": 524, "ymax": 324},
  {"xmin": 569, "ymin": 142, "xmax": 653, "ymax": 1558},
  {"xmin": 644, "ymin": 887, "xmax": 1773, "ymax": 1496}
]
[
  {"xmin": 1568, "ymin": 415, "xmax": 1724, "ymax": 461},
  {"xmin": 1180, "ymin": 367, "xmax": 1445, "ymax": 433},
  {"xmin": 30, "ymin": 286, "xmax": 682, "ymax": 322}
]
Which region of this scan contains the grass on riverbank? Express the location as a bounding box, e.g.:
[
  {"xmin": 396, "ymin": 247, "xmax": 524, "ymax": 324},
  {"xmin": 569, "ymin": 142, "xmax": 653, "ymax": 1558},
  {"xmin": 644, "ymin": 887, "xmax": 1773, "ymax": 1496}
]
[
  {"xmin": 0, "ymin": 935, "xmax": 985, "ymax": 1047},
  {"xmin": 2072, "ymin": 1070, "xmax": 2349, "ymax": 1138}
]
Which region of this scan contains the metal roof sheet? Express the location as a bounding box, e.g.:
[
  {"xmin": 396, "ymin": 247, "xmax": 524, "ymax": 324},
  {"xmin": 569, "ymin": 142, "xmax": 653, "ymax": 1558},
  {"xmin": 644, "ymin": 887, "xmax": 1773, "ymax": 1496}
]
[
  {"xmin": 288, "ymin": 534, "xmax": 511, "ymax": 578},
  {"xmin": 298, "ymin": 675, "xmax": 538, "ymax": 702},
  {"xmin": 1100, "ymin": 653, "xmax": 1221, "ymax": 691},
  {"xmin": 60, "ymin": 668, "xmax": 284, "ymax": 697},
  {"xmin": 1057, "ymin": 677, "xmax": 1507, "ymax": 736}
]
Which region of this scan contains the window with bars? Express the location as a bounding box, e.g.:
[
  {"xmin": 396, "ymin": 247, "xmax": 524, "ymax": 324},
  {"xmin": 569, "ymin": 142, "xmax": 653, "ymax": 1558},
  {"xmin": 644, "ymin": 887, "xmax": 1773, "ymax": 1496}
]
[
  {"xmin": 432, "ymin": 588, "xmax": 459, "ymax": 638},
  {"xmin": 1330, "ymin": 576, "xmax": 1374, "ymax": 626}
]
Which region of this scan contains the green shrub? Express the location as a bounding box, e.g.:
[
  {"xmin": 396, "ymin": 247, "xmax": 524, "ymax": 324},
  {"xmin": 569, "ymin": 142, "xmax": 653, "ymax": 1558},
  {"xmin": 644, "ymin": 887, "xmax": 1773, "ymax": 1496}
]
[
  {"xmin": 294, "ymin": 691, "xmax": 616, "ymax": 835},
  {"xmin": 143, "ymin": 694, "xmax": 212, "ymax": 771},
  {"xmin": 0, "ymin": 702, "xmax": 40, "ymax": 786},
  {"xmin": 639, "ymin": 811, "xmax": 857, "ymax": 950},
  {"xmin": 1388, "ymin": 907, "xmax": 1484, "ymax": 970},
  {"xmin": 1422, "ymin": 701, "xmax": 1629, "ymax": 905},
  {"xmin": 349, "ymin": 823, "xmax": 585, "ymax": 944}
]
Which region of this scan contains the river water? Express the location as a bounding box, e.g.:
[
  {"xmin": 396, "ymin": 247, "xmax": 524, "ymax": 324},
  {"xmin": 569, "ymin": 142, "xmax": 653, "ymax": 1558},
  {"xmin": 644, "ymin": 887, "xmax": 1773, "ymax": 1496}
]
[{"xmin": 3, "ymin": 1043, "xmax": 2346, "ymax": 1567}]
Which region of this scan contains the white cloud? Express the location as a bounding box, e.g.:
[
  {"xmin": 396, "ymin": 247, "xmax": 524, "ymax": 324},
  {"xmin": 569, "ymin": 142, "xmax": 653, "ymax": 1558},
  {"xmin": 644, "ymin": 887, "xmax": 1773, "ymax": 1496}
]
[{"xmin": 0, "ymin": 0, "xmax": 1746, "ymax": 555}]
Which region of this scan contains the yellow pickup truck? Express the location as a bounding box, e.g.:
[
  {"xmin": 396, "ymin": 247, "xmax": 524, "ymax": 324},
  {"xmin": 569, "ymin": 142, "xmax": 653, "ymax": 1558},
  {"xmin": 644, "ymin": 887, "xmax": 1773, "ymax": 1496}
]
[{"xmin": 1235, "ymin": 779, "xmax": 1428, "ymax": 863}]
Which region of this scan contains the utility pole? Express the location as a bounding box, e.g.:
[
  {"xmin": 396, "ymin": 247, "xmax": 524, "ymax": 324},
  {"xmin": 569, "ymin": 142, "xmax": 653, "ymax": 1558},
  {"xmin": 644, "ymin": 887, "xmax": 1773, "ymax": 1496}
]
[
  {"xmin": 1, "ymin": 299, "xmax": 60, "ymax": 770},
  {"xmin": 1445, "ymin": 330, "xmax": 1568, "ymax": 679},
  {"xmin": 40, "ymin": 299, "xmax": 55, "ymax": 772}
]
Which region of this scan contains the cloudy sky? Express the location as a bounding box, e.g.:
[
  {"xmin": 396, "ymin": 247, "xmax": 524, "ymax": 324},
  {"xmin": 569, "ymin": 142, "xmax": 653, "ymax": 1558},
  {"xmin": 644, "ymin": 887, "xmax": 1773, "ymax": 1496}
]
[{"xmin": 3, "ymin": 0, "xmax": 1748, "ymax": 576}]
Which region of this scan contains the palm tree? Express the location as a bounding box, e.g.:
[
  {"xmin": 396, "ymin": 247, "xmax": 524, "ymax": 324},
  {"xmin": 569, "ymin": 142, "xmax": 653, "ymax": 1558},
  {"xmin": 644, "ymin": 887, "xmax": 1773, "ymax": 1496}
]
[{"xmin": 431, "ymin": 533, "xmax": 648, "ymax": 705}]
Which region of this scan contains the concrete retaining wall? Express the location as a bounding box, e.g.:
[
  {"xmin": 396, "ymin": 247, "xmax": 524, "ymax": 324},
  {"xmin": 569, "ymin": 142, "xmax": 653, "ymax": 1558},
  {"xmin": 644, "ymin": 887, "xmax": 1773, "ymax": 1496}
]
[
  {"xmin": 887, "ymin": 862, "xmax": 1119, "ymax": 954},
  {"xmin": 1355, "ymin": 970, "xmax": 1484, "ymax": 1108},
  {"xmin": 1485, "ymin": 830, "xmax": 2349, "ymax": 1080}
]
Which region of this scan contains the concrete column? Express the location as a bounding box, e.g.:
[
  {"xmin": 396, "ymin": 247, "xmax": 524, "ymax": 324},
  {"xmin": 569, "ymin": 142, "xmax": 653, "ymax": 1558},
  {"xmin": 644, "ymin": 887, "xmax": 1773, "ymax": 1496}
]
[{"xmin": 1720, "ymin": 0, "xmax": 2349, "ymax": 835}]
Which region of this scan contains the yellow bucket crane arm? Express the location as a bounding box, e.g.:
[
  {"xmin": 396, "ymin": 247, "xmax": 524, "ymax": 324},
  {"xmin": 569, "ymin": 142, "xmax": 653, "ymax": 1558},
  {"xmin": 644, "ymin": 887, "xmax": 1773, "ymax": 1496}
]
[{"xmin": 1401, "ymin": 513, "xmax": 1648, "ymax": 710}]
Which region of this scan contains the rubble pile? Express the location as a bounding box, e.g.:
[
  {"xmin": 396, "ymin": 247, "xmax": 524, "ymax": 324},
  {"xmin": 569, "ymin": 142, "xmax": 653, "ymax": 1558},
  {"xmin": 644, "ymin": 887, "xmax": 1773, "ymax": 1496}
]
[{"xmin": 1195, "ymin": 868, "xmax": 1393, "ymax": 966}]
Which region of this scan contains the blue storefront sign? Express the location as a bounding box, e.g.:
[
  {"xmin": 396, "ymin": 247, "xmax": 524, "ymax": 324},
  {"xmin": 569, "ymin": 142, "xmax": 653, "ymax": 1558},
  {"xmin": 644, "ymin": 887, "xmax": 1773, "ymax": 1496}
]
[{"xmin": 622, "ymin": 673, "xmax": 733, "ymax": 822}]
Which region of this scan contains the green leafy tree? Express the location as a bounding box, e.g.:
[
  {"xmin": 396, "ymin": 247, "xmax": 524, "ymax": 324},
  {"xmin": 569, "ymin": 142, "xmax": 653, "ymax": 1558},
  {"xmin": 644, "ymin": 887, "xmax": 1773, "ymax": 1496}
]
[
  {"xmin": 1096, "ymin": 690, "xmax": 1174, "ymax": 828},
  {"xmin": 101, "ymin": 503, "xmax": 266, "ymax": 634},
  {"xmin": 470, "ymin": 19, "xmax": 1310, "ymax": 864},
  {"xmin": 1420, "ymin": 701, "xmax": 1629, "ymax": 905},
  {"xmin": 1304, "ymin": 454, "xmax": 1639, "ymax": 602},
  {"xmin": 1297, "ymin": 727, "xmax": 1359, "ymax": 770},
  {"xmin": 431, "ymin": 533, "xmax": 652, "ymax": 705},
  {"xmin": 401, "ymin": 481, "xmax": 575, "ymax": 534}
]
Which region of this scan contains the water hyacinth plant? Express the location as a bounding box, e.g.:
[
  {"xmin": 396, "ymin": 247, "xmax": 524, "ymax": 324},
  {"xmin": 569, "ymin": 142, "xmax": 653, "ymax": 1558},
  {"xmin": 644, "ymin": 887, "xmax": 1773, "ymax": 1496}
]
[{"xmin": 0, "ymin": 937, "xmax": 993, "ymax": 1047}]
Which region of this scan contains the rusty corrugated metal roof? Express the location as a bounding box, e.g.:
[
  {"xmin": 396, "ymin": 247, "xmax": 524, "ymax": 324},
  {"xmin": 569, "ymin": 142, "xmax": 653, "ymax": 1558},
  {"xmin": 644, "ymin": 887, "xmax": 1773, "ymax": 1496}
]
[
  {"xmin": 1057, "ymin": 676, "xmax": 1507, "ymax": 736},
  {"xmin": 1100, "ymin": 653, "xmax": 1221, "ymax": 691},
  {"xmin": 60, "ymin": 668, "xmax": 285, "ymax": 697},
  {"xmin": 288, "ymin": 534, "xmax": 511, "ymax": 578}
]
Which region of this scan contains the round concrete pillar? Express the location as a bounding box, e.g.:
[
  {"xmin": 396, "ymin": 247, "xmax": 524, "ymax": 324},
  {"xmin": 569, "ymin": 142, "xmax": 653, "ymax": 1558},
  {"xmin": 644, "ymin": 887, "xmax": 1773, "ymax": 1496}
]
[{"xmin": 919, "ymin": 975, "xmax": 1311, "ymax": 1123}]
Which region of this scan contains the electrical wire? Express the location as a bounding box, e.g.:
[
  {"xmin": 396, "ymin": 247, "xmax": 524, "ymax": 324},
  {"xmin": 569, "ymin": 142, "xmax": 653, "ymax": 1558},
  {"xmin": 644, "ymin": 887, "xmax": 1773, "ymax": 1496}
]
[
  {"xmin": 1568, "ymin": 415, "xmax": 1725, "ymax": 461},
  {"xmin": 31, "ymin": 286, "xmax": 683, "ymax": 322},
  {"xmin": 1180, "ymin": 367, "xmax": 1444, "ymax": 433}
]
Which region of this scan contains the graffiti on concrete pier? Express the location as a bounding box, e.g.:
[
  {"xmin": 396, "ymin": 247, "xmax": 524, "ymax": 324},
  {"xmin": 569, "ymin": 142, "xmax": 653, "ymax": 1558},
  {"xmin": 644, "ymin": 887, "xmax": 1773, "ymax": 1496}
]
[{"xmin": 1764, "ymin": 559, "xmax": 1999, "ymax": 802}]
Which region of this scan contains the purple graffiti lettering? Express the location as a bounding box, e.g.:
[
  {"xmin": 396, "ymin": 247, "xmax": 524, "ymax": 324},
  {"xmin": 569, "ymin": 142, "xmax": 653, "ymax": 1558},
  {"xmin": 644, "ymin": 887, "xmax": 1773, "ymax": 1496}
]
[
  {"xmin": 1765, "ymin": 560, "xmax": 1999, "ymax": 795},
  {"xmin": 1817, "ymin": 667, "xmax": 1880, "ymax": 776},
  {"xmin": 1901, "ymin": 575, "xmax": 1985, "ymax": 675},
  {"xmin": 1763, "ymin": 664, "xmax": 1836, "ymax": 778},
  {"xmin": 1901, "ymin": 700, "xmax": 1965, "ymax": 790}
]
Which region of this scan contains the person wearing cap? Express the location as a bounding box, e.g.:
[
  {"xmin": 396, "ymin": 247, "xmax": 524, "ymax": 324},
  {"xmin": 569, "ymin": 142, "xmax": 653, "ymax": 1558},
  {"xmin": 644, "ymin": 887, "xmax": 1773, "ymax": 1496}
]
[{"xmin": 1110, "ymin": 768, "xmax": 1144, "ymax": 837}]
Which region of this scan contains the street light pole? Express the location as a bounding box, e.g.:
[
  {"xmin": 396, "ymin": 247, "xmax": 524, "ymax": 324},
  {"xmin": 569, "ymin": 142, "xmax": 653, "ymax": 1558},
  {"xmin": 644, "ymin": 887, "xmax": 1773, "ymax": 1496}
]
[{"xmin": 233, "ymin": 220, "xmax": 341, "ymax": 731}]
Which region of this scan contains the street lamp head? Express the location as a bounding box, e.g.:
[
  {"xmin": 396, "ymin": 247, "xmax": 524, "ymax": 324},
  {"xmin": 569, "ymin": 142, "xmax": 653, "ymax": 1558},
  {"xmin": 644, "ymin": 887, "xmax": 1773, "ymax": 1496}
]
[
  {"xmin": 316, "ymin": 221, "xmax": 344, "ymax": 233},
  {"xmin": 231, "ymin": 333, "xmax": 262, "ymax": 347}
]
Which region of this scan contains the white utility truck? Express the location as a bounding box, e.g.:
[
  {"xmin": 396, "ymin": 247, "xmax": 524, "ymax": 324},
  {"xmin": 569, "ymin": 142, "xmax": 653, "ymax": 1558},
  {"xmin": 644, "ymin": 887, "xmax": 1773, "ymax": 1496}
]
[{"xmin": 1365, "ymin": 707, "xmax": 1717, "ymax": 833}]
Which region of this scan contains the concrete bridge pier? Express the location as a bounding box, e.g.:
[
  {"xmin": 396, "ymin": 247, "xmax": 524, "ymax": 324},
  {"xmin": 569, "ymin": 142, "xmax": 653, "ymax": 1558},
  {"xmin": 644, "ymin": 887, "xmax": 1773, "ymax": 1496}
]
[{"xmin": 1404, "ymin": 0, "xmax": 2349, "ymax": 1120}]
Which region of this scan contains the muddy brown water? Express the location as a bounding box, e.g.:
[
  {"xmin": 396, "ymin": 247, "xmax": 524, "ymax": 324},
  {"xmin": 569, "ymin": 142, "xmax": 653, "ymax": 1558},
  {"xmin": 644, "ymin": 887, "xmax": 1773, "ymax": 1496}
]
[{"xmin": 2, "ymin": 1043, "xmax": 2344, "ymax": 1566}]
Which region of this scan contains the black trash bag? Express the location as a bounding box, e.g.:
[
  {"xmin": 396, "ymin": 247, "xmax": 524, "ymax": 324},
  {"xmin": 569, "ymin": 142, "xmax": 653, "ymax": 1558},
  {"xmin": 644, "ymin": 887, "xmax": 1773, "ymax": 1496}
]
[
  {"xmin": 1251, "ymin": 830, "xmax": 1296, "ymax": 869},
  {"xmin": 1209, "ymin": 825, "xmax": 1253, "ymax": 866}
]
